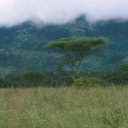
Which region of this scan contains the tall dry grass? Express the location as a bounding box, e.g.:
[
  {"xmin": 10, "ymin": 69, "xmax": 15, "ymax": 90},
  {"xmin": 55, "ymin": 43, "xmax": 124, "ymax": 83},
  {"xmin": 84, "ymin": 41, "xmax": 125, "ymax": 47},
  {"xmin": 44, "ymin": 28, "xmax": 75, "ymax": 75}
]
[{"xmin": 0, "ymin": 86, "xmax": 128, "ymax": 128}]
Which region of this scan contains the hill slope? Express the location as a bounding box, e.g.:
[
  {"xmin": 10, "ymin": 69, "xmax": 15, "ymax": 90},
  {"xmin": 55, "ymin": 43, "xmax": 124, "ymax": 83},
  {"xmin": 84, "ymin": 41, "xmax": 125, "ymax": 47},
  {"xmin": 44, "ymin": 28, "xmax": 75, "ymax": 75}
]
[{"xmin": 0, "ymin": 17, "xmax": 128, "ymax": 74}]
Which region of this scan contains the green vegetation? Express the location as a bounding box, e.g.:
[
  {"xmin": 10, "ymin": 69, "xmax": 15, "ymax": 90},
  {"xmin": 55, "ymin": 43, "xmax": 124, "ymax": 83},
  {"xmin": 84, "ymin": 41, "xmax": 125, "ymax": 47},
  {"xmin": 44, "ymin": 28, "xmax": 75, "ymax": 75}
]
[
  {"xmin": 0, "ymin": 86, "xmax": 128, "ymax": 128},
  {"xmin": 21, "ymin": 71, "xmax": 46, "ymax": 84},
  {"xmin": 0, "ymin": 64, "xmax": 128, "ymax": 88},
  {"xmin": 0, "ymin": 17, "xmax": 128, "ymax": 128},
  {"xmin": 0, "ymin": 17, "xmax": 128, "ymax": 72},
  {"xmin": 102, "ymin": 64, "xmax": 128, "ymax": 84},
  {"xmin": 74, "ymin": 77, "xmax": 106, "ymax": 88},
  {"xmin": 46, "ymin": 37, "xmax": 106, "ymax": 78}
]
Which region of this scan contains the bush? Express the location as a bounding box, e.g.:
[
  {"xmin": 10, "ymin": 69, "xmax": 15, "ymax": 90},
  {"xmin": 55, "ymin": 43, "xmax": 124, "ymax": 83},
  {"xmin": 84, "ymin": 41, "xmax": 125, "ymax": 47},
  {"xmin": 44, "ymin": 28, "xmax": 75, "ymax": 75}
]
[
  {"xmin": 102, "ymin": 64, "xmax": 128, "ymax": 85},
  {"xmin": 21, "ymin": 71, "xmax": 45, "ymax": 83},
  {"xmin": 74, "ymin": 77, "xmax": 105, "ymax": 88},
  {"xmin": 0, "ymin": 73, "xmax": 22, "ymax": 88},
  {"xmin": 20, "ymin": 71, "xmax": 57, "ymax": 87},
  {"xmin": 54, "ymin": 75, "xmax": 74, "ymax": 86}
]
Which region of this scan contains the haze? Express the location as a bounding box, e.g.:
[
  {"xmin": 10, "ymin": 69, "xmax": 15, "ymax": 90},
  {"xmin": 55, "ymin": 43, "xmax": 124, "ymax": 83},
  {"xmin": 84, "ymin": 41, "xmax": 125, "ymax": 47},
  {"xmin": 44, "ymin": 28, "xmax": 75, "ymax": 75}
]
[{"xmin": 0, "ymin": 0, "xmax": 128, "ymax": 27}]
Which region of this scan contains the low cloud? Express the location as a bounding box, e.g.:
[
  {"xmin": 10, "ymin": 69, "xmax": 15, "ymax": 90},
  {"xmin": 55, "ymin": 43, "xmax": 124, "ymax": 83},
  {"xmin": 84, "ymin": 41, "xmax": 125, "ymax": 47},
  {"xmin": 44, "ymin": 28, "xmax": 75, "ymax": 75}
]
[{"xmin": 0, "ymin": 0, "xmax": 128, "ymax": 26}]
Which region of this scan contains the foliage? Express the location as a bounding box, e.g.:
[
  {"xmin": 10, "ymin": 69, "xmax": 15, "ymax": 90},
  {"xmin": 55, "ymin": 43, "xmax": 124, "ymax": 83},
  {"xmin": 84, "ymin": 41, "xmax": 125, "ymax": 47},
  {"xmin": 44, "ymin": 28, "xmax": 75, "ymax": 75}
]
[
  {"xmin": 21, "ymin": 71, "xmax": 44, "ymax": 81},
  {"xmin": 46, "ymin": 37, "xmax": 106, "ymax": 64},
  {"xmin": 20, "ymin": 71, "xmax": 60, "ymax": 87},
  {"xmin": 0, "ymin": 18, "xmax": 128, "ymax": 72},
  {"xmin": 46, "ymin": 37, "xmax": 106, "ymax": 78},
  {"xmin": 102, "ymin": 64, "xmax": 128, "ymax": 84},
  {"xmin": 54, "ymin": 75, "xmax": 74, "ymax": 86},
  {"xmin": 1, "ymin": 64, "xmax": 128, "ymax": 87},
  {"xmin": 1, "ymin": 73, "xmax": 22, "ymax": 88},
  {"xmin": 0, "ymin": 71, "xmax": 74, "ymax": 87},
  {"xmin": 74, "ymin": 77, "xmax": 105, "ymax": 88}
]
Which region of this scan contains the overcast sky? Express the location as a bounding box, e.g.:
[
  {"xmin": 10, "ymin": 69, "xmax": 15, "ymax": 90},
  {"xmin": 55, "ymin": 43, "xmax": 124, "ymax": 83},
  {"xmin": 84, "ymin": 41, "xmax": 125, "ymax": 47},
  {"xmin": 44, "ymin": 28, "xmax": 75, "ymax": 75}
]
[{"xmin": 0, "ymin": 0, "xmax": 128, "ymax": 27}]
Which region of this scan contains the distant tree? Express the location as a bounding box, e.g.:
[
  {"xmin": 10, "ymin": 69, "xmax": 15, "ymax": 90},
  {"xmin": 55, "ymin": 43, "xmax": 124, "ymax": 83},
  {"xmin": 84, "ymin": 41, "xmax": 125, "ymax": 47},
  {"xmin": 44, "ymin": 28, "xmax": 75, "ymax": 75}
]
[
  {"xmin": 46, "ymin": 37, "xmax": 106, "ymax": 77},
  {"xmin": 103, "ymin": 64, "xmax": 128, "ymax": 84},
  {"xmin": 21, "ymin": 71, "xmax": 45, "ymax": 84}
]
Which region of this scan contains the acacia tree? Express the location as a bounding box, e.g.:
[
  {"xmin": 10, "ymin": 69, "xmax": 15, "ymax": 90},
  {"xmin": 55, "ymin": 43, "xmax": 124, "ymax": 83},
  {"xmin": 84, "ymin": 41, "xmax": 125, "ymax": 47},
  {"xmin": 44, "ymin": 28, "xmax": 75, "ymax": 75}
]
[{"xmin": 46, "ymin": 37, "xmax": 106, "ymax": 77}]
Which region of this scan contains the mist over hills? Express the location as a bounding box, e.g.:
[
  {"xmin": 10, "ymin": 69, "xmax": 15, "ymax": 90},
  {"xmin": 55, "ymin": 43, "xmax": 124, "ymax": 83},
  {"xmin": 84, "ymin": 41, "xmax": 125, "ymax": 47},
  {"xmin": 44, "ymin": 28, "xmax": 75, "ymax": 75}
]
[{"xmin": 0, "ymin": 17, "xmax": 128, "ymax": 74}]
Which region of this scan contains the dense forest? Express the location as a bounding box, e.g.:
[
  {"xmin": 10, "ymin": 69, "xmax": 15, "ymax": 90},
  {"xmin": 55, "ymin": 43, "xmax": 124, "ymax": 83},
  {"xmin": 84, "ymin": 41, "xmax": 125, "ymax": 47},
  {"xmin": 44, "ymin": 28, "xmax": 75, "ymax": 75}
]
[
  {"xmin": 0, "ymin": 17, "xmax": 128, "ymax": 87},
  {"xmin": 0, "ymin": 17, "xmax": 128, "ymax": 73}
]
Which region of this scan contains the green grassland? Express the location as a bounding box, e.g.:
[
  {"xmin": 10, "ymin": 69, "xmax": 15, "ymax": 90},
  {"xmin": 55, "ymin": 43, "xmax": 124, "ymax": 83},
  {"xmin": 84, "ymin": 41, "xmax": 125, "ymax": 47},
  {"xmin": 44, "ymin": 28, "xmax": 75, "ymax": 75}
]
[{"xmin": 0, "ymin": 86, "xmax": 128, "ymax": 128}]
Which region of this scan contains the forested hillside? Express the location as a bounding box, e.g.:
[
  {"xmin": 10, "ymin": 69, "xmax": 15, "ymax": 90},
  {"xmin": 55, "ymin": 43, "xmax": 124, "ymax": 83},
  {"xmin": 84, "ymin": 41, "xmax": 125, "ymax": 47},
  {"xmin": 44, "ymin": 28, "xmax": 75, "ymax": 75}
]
[{"xmin": 0, "ymin": 17, "xmax": 128, "ymax": 75}]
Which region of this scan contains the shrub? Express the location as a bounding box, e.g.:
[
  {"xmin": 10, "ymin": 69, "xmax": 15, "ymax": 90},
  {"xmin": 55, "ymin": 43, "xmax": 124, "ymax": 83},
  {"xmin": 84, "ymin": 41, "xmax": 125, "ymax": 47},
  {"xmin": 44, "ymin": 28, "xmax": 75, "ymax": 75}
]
[
  {"xmin": 21, "ymin": 71, "xmax": 45, "ymax": 83},
  {"xmin": 54, "ymin": 75, "xmax": 74, "ymax": 86},
  {"xmin": 0, "ymin": 73, "xmax": 22, "ymax": 88},
  {"xmin": 74, "ymin": 77, "xmax": 105, "ymax": 88},
  {"xmin": 102, "ymin": 64, "xmax": 128, "ymax": 85}
]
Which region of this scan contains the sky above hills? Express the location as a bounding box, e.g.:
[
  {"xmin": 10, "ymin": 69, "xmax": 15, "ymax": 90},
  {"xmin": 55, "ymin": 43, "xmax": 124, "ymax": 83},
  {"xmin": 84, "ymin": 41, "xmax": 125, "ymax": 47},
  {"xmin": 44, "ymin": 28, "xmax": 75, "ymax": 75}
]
[{"xmin": 0, "ymin": 0, "xmax": 128, "ymax": 26}]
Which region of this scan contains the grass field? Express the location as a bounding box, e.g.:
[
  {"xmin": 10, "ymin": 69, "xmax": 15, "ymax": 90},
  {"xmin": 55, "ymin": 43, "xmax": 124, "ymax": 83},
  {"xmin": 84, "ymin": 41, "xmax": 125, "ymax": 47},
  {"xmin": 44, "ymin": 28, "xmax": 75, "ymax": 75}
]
[{"xmin": 0, "ymin": 86, "xmax": 128, "ymax": 128}]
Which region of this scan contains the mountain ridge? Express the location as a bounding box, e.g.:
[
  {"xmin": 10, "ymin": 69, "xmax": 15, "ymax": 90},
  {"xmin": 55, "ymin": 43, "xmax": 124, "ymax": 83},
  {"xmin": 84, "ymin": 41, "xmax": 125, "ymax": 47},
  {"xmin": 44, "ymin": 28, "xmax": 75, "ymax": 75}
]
[{"xmin": 0, "ymin": 17, "xmax": 128, "ymax": 74}]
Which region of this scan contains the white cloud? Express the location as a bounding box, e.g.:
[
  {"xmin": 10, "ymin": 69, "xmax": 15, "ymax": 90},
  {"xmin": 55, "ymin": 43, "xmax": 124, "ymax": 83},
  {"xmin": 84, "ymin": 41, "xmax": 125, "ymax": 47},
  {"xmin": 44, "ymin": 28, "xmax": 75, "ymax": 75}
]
[{"xmin": 0, "ymin": 0, "xmax": 128, "ymax": 26}]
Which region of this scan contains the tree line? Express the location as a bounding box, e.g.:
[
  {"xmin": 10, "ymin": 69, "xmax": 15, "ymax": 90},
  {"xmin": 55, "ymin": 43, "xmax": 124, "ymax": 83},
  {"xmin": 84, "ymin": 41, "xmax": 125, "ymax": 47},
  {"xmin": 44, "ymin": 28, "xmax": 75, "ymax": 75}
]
[{"xmin": 0, "ymin": 37, "xmax": 128, "ymax": 88}]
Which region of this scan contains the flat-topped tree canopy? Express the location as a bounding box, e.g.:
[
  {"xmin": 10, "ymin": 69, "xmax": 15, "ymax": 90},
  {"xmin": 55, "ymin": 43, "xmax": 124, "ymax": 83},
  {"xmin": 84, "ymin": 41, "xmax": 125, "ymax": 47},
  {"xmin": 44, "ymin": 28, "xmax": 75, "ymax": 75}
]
[
  {"xmin": 45, "ymin": 37, "xmax": 107, "ymax": 72},
  {"xmin": 46, "ymin": 37, "xmax": 106, "ymax": 56},
  {"xmin": 46, "ymin": 37, "xmax": 106, "ymax": 53}
]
